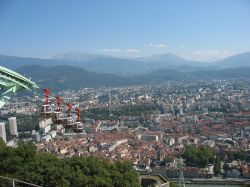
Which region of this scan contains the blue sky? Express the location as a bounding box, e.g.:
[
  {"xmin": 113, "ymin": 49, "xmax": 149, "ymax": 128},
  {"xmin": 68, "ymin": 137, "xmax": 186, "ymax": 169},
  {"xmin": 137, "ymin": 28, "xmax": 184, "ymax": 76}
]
[{"xmin": 0, "ymin": 0, "xmax": 249, "ymax": 61}]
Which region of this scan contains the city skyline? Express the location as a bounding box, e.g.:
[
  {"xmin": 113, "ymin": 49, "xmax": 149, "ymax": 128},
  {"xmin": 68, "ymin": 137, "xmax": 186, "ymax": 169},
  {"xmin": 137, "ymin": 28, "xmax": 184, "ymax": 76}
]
[{"xmin": 0, "ymin": 0, "xmax": 249, "ymax": 61}]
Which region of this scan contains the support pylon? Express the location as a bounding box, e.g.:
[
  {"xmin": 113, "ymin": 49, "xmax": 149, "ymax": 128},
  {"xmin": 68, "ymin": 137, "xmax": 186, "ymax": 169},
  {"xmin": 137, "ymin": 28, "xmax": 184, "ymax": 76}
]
[{"xmin": 178, "ymin": 158, "xmax": 185, "ymax": 187}]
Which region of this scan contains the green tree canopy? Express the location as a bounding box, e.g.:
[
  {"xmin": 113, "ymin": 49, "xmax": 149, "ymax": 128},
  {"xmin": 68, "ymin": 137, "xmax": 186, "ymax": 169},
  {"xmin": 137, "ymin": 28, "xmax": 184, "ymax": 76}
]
[
  {"xmin": 182, "ymin": 145, "xmax": 214, "ymax": 168},
  {"xmin": 0, "ymin": 142, "xmax": 141, "ymax": 187}
]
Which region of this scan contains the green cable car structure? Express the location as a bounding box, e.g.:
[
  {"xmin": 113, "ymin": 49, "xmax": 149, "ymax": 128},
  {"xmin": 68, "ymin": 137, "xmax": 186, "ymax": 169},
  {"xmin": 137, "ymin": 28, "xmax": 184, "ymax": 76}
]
[{"xmin": 0, "ymin": 66, "xmax": 39, "ymax": 109}]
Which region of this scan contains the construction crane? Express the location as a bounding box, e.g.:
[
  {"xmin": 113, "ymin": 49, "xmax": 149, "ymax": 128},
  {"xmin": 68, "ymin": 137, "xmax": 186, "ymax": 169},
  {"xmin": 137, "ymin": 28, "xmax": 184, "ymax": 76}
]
[{"xmin": 0, "ymin": 66, "xmax": 39, "ymax": 109}]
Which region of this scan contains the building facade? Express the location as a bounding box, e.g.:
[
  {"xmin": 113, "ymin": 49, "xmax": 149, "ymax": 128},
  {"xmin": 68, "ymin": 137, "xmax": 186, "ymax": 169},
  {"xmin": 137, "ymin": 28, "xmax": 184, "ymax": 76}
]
[{"xmin": 0, "ymin": 122, "xmax": 7, "ymax": 143}]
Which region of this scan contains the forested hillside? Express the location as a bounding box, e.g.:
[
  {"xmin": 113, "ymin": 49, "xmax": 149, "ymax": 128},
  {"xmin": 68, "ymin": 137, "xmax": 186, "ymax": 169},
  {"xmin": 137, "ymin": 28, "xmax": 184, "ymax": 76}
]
[{"xmin": 0, "ymin": 140, "xmax": 141, "ymax": 187}]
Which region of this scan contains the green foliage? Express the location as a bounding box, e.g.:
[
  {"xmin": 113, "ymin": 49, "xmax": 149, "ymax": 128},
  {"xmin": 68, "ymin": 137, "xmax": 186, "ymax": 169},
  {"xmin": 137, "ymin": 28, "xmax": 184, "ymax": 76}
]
[
  {"xmin": 0, "ymin": 138, "xmax": 5, "ymax": 147},
  {"xmin": 169, "ymin": 182, "xmax": 178, "ymax": 187},
  {"xmin": 15, "ymin": 113, "xmax": 40, "ymax": 132},
  {"xmin": 0, "ymin": 142, "xmax": 141, "ymax": 187},
  {"xmin": 214, "ymin": 156, "xmax": 222, "ymax": 176},
  {"xmin": 182, "ymin": 145, "xmax": 214, "ymax": 168},
  {"xmin": 18, "ymin": 132, "xmax": 32, "ymax": 139},
  {"xmin": 83, "ymin": 108, "xmax": 118, "ymax": 121},
  {"xmin": 163, "ymin": 176, "xmax": 177, "ymax": 187},
  {"xmin": 83, "ymin": 103, "xmax": 159, "ymax": 120},
  {"xmin": 223, "ymin": 163, "xmax": 230, "ymax": 171},
  {"xmin": 164, "ymin": 156, "xmax": 174, "ymax": 163},
  {"xmin": 226, "ymin": 151, "xmax": 246, "ymax": 162},
  {"xmin": 115, "ymin": 104, "xmax": 158, "ymax": 116},
  {"xmin": 0, "ymin": 138, "xmax": 6, "ymax": 152}
]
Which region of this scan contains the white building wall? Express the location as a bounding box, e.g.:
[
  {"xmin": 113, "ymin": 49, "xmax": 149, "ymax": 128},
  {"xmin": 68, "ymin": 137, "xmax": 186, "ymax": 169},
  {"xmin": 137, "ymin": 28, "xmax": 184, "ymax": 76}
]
[
  {"xmin": 39, "ymin": 118, "xmax": 53, "ymax": 128},
  {"xmin": 41, "ymin": 125, "xmax": 51, "ymax": 134},
  {"xmin": 8, "ymin": 117, "xmax": 18, "ymax": 136},
  {"xmin": 0, "ymin": 122, "xmax": 7, "ymax": 143}
]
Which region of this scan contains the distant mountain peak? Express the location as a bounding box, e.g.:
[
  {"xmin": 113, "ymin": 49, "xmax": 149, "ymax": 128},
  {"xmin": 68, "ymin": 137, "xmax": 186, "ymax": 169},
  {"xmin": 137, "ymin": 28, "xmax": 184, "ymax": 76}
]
[
  {"xmin": 52, "ymin": 52, "xmax": 96, "ymax": 61},
  {"xmin": 52, "ymin": 51, "xmax": 113, "ymax": 61},
  {"xmin": 136, "ymin": 52, "xmax": 187, "ymax": 62},
  {"xmin": 149, "ymin": 53, "xmax": 186, "ymax": 60},
  {"xmin": 215, "ymin": 51, "xmax": 250, "ymax": 67},
  {"xmin": 1, "ymin": 51, "xmax": 250, "ymax": 74}
]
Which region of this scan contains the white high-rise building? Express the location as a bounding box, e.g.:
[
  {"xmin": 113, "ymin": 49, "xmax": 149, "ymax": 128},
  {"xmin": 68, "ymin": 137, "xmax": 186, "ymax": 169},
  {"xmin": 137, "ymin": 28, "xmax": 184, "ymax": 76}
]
[
  {"xmin": 0, "ymin": 122, "xmax": 7, "ymax": 143},
  {"xmin": 9, "ymin": 117, "xmax": 18, "ymax": 136}
]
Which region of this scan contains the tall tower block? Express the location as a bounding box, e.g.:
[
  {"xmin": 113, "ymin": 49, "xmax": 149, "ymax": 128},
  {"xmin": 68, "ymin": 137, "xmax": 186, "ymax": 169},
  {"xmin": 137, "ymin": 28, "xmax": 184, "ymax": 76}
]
[
  {"xmin": 0, "ymin": 122, "xmax": 6, "ymax": 143},
  {"xmin": 9, "ymin": 117, "xmax": 18, "ymax": 136}
]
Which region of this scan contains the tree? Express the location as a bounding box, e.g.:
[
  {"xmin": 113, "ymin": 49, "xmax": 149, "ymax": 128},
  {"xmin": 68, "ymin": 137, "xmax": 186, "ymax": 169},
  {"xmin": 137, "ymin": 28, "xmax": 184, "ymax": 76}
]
[
  {"xmin": 223, "ymin": 163, "xmax": 230, "ymax": 171},
  {"xmin": 0, "ymin": 143, "xmax": 141, "ymax": 187},
  {"xmin": 226, "ymin": 151, "xmax": 246, "ymax": 162},
  {"xmin": 0, "ymin": 138, "xmax": 6, "ymax": 149},
  {"xmin": 182, "ymin": 145, "xmax": 214, "ymax": 168},
  {"xmin": 16, "ymin": 142, "xmax": 36, "ymax": 161},
  {"xmin": 214, "ymin": 156, "xmax": 222, "ymax": 176}
]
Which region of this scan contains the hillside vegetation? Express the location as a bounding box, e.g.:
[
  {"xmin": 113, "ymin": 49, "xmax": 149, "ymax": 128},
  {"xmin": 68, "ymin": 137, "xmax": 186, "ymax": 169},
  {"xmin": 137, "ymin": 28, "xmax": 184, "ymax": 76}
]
[
  {"xmin": 0, "ymin": 140, "xmax": 141, "ymax": 187},
  {"xmin": 16, "ymin": 65, "xmax": 250, "ymax": 91}
]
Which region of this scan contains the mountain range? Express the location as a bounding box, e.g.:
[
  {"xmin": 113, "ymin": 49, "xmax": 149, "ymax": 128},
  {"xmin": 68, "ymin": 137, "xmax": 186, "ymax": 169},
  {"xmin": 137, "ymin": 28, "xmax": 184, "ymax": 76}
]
[
  {"xmin": 15, "ymin": 65, "xmax": 250, "ymax": 91},
  {"xmin": 1, "ymin": 51, "xmax": 250, "ymax": 75},
  {"xmin": 1, "ymin": 51, "xmax": 250, "ymax": 90}
]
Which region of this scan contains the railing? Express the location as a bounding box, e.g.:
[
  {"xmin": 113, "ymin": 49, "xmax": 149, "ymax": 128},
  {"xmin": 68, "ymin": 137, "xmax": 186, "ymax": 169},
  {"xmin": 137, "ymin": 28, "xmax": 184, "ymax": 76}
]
[{"xmin": 0, "ymin": 176, "xmax": 42, "ymax": 187}]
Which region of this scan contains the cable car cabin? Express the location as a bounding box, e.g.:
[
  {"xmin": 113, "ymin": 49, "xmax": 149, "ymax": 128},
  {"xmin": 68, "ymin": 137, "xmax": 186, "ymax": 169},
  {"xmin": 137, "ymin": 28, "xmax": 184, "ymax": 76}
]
[
  {"xmin": 74, "ymin": 121, "xmax": 84, "ymax": 132},
  {"xmin": 52, "ymin": 111, "xmax": 65, "ymax": 124},
  {"xmin": 40, "ymin": 104, "xmax": 53, "ymax": 118},
  {"xmin": 64, "ymin": 116, "xmax": 75, "ymax": 127}
]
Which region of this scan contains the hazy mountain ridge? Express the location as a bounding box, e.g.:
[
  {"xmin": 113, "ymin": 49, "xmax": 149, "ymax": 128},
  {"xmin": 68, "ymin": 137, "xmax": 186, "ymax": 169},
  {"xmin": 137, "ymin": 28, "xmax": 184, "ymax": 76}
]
[
  {"xmin": 215, "ymin": 51, "xmax": 250, "ymax": 67},
  {"xmin": 16, "ymin": 65, "xmax": 250, "ymax": 91},
  {"xmin": 16, "ymin": 65, "xmax": 132, "ymax": 90},
  {"xmin": 52, "ymin": 52, "xmax": 112, "ymax": 62},
  {"xmin": 1, "ymin": 51, "xmax": 250, "ymax": 75}
]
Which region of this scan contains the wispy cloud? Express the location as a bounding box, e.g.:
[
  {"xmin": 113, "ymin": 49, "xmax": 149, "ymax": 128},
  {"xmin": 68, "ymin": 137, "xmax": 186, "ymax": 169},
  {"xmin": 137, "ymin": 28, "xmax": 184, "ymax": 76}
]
[
  {"xmin": 125, "ymin": 49, "xmax": 140, "ymax": 53},
  {"xmin": 101, "ymin": 48, "xmax": 122, "ymax": 53},
  {"xmin": 193, "ymin": 49, "xmax": 235, "ymax": 61},
  {"xmin": 101, "ymin": 48, "xmax": 140, "ymax": 54},
  {"xmin": 144, "ymin": 43, "xmax": 166, "ymax": 48},
  {"xmin": 180, "ymin": 44, "xmax": 185, "ymax": 48},
  {"xmin": 155, "ymin": 44, "xmax": 166, "ymax": 48}
]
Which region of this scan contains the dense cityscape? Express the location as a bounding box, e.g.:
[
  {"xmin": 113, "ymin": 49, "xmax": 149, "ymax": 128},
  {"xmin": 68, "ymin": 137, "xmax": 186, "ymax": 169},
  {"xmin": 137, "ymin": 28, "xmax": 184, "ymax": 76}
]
[{"xmin": 1, "ymin": 79, "xmax": 250, "ymax": 186}]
